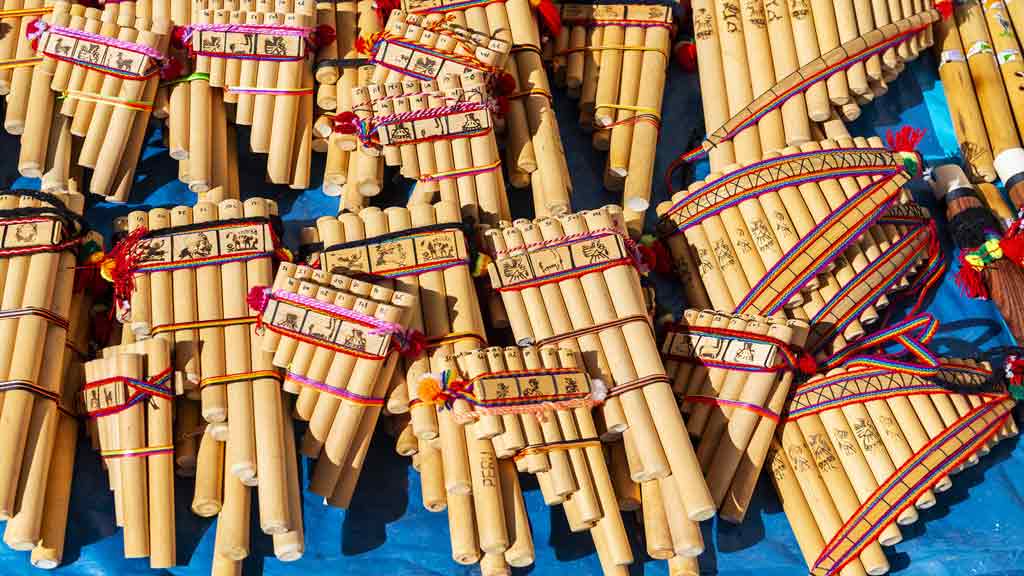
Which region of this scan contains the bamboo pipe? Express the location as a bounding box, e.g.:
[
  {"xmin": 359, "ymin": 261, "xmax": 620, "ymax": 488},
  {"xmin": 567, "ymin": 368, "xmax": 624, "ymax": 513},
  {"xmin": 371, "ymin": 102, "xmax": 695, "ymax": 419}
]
[
  {"xmin": 713, "ymin": 0, "xmax": 763, "ymax": 162},
  {"xmin": 192, "ymin": 429, "xmax": 225, "ymax": 516},
  {"xmin": 785, "ymin": 0, "xmax": 831, "ymax": 119},
  {"xmin": 115, "ymin": 352, "xmax": 151, "ymax": 558},
  {"xmin": 61, "ymin": 7, "xmax": 117, "ymax": 120},
  {"xmin": 16, "ymin": 4, "xmax": 69, "ymax": 173},
  {"xmin": 214, "ymin": 437, "xmax": 251, "ymax": 560},
  {"xmin": 249, "ymin": 4, "xmax": 283, "ymax": 153},
  {"xmin": 270, "ymin": 6, "xmax": 315, "ymax": 184},
  {"xmin": 2, "ymin": 0, "xmax": 47, "ymax": 133},
  {"xmin": 193, "ymin": 202, "xmax": 228, "ymax": 423},
  {"xmin": 143, "ymin": 339, "xmax": 175, "ymax": 568},
  {"xmin": 488, "ymin": 344, "xmax": 548, "ymax": 474},
  {"xmin": 272, "ymin": 398, "xmax": 304, "ymax": 560},
  {"xmin": 761, "ymin": 0, "xmax": 812, "ymax": 145},
  {"xmin": 76, "ymin": 25, "xmax": 142, "ymax": 164}
]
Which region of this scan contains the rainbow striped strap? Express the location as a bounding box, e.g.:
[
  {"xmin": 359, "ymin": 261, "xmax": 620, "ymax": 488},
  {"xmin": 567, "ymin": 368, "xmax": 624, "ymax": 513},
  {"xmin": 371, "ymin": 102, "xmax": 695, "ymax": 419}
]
[
  {"xmin": 513, "ymin": 437, "xmax": 603, "ymax": 461},
  {"xmin": 661, "ymin": 323, "xmax": 806, "ymax": 374},
  {"xmin": 185, "ymin": 22, "xmax": 312, "ymax": 61},
  {"xmin": 489, "ymin": 228, "xmax": 645, "ymax": 292},
  {"xmin": 0, "ymin": 306, "xmax": 70, "ymax": 331},
  {"xmin": 608, "ymin": 373, "xmax": 671, "ymax": 397},
  {"xmin": 0, "ymin": 56, "xmax": 42, "ymax": 70},
  {"xmin": 810, "ymin": 394, "xmax": 1013, "ymax": 576},
  {"xmin": 200, "ymin": 369, "xmax": 282, "ymax": 389},
  {"xmin": 417, "ymin": 367, "xmax": 603, "ymax": 418},
  {"xmin": 683, "ymin": 394, "xmax": 780, "ymax": 422},
  {"xmin": 404, "ymin": 0, "xmax": 507, "ymax": 15},
  {"xmin": 319, "ymin": 222, "xmax": 471, "ymax": 280},
  {"xmin": 151, "ymin": 315, "xmax": 258, "ymax": 335},
  {"xmin": 101, "ymin": 444, "xmax": 175, "ymax": 459},
  {"xmin": 821, "ymin": 313, "xmax": 940, "ymax": 374},
  {"xmin": 536, "ymin": 313, "xmax": 652, "ymax": 349},
  {"xmin": 284, "ymin": 371, "xmax": 384, "ymax": 406},
  {"xmin": 806, "ymin": 214, "xmax": 939, "ymax": 351},
  {"xmin": 678, "ymin": 11, "xmax": 938, "ymax": 163},
  {"xmin": 81, "ymin": 367, "xmax": 174, "ymax": 419}
]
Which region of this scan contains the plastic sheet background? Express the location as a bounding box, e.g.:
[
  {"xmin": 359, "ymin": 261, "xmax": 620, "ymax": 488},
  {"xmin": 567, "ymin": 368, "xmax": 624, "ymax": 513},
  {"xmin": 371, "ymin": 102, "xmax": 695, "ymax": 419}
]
[{"xmin": 0, "ymin": 52, "xmax": 1020, "ymax": 575}]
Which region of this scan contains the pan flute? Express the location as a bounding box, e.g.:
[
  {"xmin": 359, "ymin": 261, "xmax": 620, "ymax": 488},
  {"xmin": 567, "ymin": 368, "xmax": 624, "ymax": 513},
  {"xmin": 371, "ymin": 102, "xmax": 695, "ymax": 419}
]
[
  {"xmin": 101, "ymin": 199, "xmax": 298, "ymax": 540},
  {"xmin": 250, "ymin": 261, "xmax": 417, "ymax": 505},
  {"xmin": 485, "ymin": 205, "xmax": 715, "ymax": 525},
  {"xmin": 657, "ymin": 133, "xmax": 942, "ymax": 357},
  {"xmin": 183, "ymin": 0, "xmax": 321, "ymax": 187},
  {"xmin": 772, "ymin": 342, "xmax": 1017, "ymax": 576},
  {"xmin": 661, "ymin": 310, "xmax": 809, "ymax": 523},
  {"xmin": 548, "ymin": 2, "xmax": 673, "ymax": 233},
  {"xmin": 82, "ymin": 338, "xmax": 179, "ymax": 568},
  {"xmin": 0, "ymin": 190, "xmax": 87, "ymax": 558}
]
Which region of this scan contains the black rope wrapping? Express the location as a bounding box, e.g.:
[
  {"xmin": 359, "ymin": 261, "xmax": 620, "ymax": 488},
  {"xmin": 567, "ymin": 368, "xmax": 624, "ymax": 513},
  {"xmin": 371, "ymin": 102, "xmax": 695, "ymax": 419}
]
[
  {"xmin": 948, "ymin": 205, "xmax": 1003, "ymax": 249},
  {"xmin": 315, "ymin": 57, "xmax": 370, "ymax": 71},
  {"xmin": 0, "ymin": 189, "xmax": 89, "ymax": 240}
]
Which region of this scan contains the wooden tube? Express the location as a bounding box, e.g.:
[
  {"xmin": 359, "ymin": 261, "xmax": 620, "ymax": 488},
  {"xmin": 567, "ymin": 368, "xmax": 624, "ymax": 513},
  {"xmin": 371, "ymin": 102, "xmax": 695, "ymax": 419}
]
[
  {"xmin": 714, "ymin": 0, "xmax": 762, "ymax": 162},
  {"xmin": 215, "ymin": 440, "xmax": 251, "ymax": 560},
  {"xmin": 498, "ymin": 458, "xmax": 534, "ymax": 566},
  {"xmin": 418, "ymin": 436, "xmax": 447, "ymax": 512},
  {"xmin": 29, "ymin": 406, "xmax": 77, "ymax": 569},
  {"xmin": 740, "ymin": 0, "xmax": 787, "ymax": 155},
  {"xmin": 76, "ymin": 26, "xmax": 140, "ymax": 163},
  {"xmin": 484, "ymin": 348, "xmax": 525, "ymax": 457},
  {"xmin": 762, "ymin": 0, "xmax": 812, "ymax": 145},
  {"xmin": 269, "ymin": 8, "xmax": 315, "ymax": 183},
  {"xmin": 195, "ymin": 202, "xmax": 228, "ymax": 423},
  {"xmin": 2, "ymin": 0, "xmax": 46, "ymax": 133},
  {"xmin": 785, "ymin": 0, "xmax": 831, "ymax": 119},
  {"xmin": 249, "ymin": 7, "xmax": 283, "ymax": 153},
  {"xmin": 609, "ymin": 439, "xmax": 640, "ymax": 510},
  {"xmin": 272, "ymin": 399, "xmax": 304, "ymax": 561},
  {"xmin": 189, "ymin": 33, "xmax": 214, "ymax": 193},
  {"xmin": 766, "ymin": 440, "xmax": 831, "ymax": 571},
  {"xmin": 116, "ymin": 353, "xmax": 151, "ymax": 558},
  {"xmin": 143, "ymin": 340, "xmax": 175, "ymax": 568},
  {"xmin": 447, "ymin": 491, "xmax": 480, "ymax": 565},
  {"xmin": 660, "ymin": 475, "xmax": 704, "ymax": 557},
  {"xmin": 833, "ymin": 0, "xmax": 870, "ymax": 94},
  {"xmin": 465, "ymin": 430, "xmax": 509, "ymax": 554},
  {"xmin": 641, "ymin": 480, "xmax": 675, "ymax": 560},
  {"xmin": 606, "ymin": 24, "xmax": 644, "ymax": 179},
  {"xmin": 17, "ymin": 5, "xmax": 69, "ymax": 174}
]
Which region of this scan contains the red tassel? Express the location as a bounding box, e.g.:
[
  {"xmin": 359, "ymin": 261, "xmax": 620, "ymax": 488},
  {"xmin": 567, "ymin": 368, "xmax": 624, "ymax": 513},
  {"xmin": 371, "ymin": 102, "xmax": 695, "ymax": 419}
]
[
  {"xmin": 393, "ymin": 328, "xmax": 428, "ymax": 358},
  {"xmin": 796, "ymin": 352, "xmax": 818, "ymax": 375},
  {"xmin": 673, "ymin": 40, "xmax": 697, "ymax": 73},
  {"xmin": 936, "ymin": 0, "xmax": 953, "ymax": 19},
  {"xmin": 885, "ymin": 126, "xmax": 926, "ymax": 152},
  {"xmin": 955, "ymin": 257, "xmax": 989, "ymax": 299},
  {"xmin": 101, "ymin": 227, "xmax": 151, "ymax": 308},
  {"xmin": 171, "ymin": 25, "xmax": 189, "ymax": 49},
  {"xmin": 25, "ymin": 18, "xmax": 47, "ymax": 51},
  {"xmin": 247, "ymin": 286, "xmax": 271, "ymax": 313},
  {"xmin": 159, "ymin": 56, "xmax": 184, "ymax": 81},
  {"xmin": 530, "ymin": 0, "xmax": 562, "ymax": 37},
  {"xmin": 310, "ymin": 24, "xmax": 337, "ymax": 50},
  {"xmin": 332, "ymin": 110, "xmax": 361, "ymax": 134},
  {"xmin": 373, "ymin": 0, "xmax": 401, "ymax": 24}
]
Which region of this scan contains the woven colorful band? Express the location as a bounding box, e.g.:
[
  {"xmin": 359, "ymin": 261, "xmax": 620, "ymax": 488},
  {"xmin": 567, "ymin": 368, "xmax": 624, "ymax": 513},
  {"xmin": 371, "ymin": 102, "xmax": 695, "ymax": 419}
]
[
  {"xmin": 607, "ymin": 373, "xmax": 671, "ymax": 397},
  {"xmin": 348, "ymin": 98, "xmax": 494, "ymax": 146},
  {"xmin": 284, "ymin": 371, "xmax": 385, "ymax": 406},
  {"xmin": 422, "ymin": 159, "xmax": 502, "ymax": 183},
  {"xmin": 184, "ymin": 22, "xmax": 313, "ymax": 61},
  {"xmin": 199, "ymin": 370, "xmax": 283, "ymax": 389},
  {"xmin": 0, "ymin": 379, "xmax": 61, "ymax": 404},
  {"xmin": 226, "ymin": 86, "xmax": 315, "ymax": 96},
  {"xmin": 821, "ymin": 313, "xmax": 940, "ymax": 373},
  {"xmin": 0, "ymin": 213, "xmax": 83, "ymax": 258},
  {"xmin": 81, "ymin": 367, "xmax": 174, "ymax": 419},
  {"xmin": 684, "ymin": 394, "xmax": 781, "ymax": 422},
  {"xmin": 39, "ymin": 23, "xmax": 164, "ymax": 80},
  {"xmin": 513, "ymin": 438, "xmax": 603, "ymax": 461},
  {"xmin": 101, "ymin": 444, "xmax": 175, "ymax": 459},
  {"xmin": 0, "ymin": 56, "xmax": 42, "ymax": 70},
  {"xmin": 661, "ymin": 323, "xmax": 808, "ymax": 374},
  {"xmin": 0, "ymin": 306, "xmax": 70, "ymax": 331},
  {"xmin": 0, "ymin": 6, "xmax": 52, "ymax": 17},
  {"xmin": 159, "ymin": 71, "xmax": 210, "ymax": 87},
  {"xmin": 810, "ymin": 394, "xmax": 1013, "ymax": 576},
  {"xmin": 60, "ymin": 89, "xmax": 154, "ymax": 111},
  {"xmin": 370, "ymin": 35, "xmax": 497, "ymax": 81},
  {"xmin": 535, "ymin": 313, "xmax": 652, "ymax": 349},
  {"xmin": 807, "ymin": 216, "xmax": 939, "ymax": 351},
  {"xmin": 151, "ymin": 315, "xmax": 258, "ymax": 335},
  {"xmin": 677, "ymin": 12, "xmax": 936, "ymax": 163}
]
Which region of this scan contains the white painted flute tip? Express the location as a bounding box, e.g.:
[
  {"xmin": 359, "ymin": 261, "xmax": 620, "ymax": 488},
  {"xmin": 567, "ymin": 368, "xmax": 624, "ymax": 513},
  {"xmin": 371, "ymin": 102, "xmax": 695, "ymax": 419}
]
[
  {"xmin": 31, "ymin": 559, "xmax": 59, "ymax": 570},
  {"xmin": 273, "ymin": 546, "xmax": 303, "ymax": 562}
]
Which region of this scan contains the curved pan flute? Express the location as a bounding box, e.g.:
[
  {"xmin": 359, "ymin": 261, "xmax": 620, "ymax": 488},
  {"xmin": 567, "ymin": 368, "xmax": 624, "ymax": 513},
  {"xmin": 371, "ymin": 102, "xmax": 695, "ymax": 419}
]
[
  {"xmin": 547, "ymin": 2, "xmax": 673, "ymax": 233},
  {"xmin": 391, "ymin": 0, "xmax": 572, "ymax": 216},
  {"xmin": 661, "ymin": 310, "xmax": 808, "ymax": 523},
  {"xmin": 773, "ymin": 348, "xmax": 1017, "ymax": 576},
  {"xmin": 657, "ymin": 135, "xmax": 941, "ymax": 357},
  {"xmin": 486, "ymin": 205, "xmax": 715, "ymax": 523},
  {"xmin": 105, "ymin": 199, "xmax": 298, "ymax": 541}
]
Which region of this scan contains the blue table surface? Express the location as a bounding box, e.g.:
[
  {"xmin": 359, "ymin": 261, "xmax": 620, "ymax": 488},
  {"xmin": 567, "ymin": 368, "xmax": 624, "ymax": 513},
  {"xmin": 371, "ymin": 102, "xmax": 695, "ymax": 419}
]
[{"xmin": 1, "ymin": 50, "xmax": 1022, "ymax": 576}]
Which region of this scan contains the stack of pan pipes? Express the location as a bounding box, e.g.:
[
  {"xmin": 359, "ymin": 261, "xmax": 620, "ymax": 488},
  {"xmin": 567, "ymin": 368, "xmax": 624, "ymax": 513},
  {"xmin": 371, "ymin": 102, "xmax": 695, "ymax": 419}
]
[
  {"xmin": 660, "ymin": 310, "xmax": 808, "ymax": 525},
  {"xmin": 0, "ymin": 191, "xmax": 88, "ymax": 564},
  {"xmin": 184, "ymin": 0, "xmax": 316, "ymax": 188},
  {"xmin": 391, "ymin": 0, "xmax": 573, "ymax": 218},
  {"xmin": 81, "ymin": 338, "xmax": 179, "ymax": 568},
  {"xmin": 317, "ymin": 0, "xmax": 378, "ymax": 204},
  {"xmin": 933, "ymin": 0, "xmax": 1024, "ymax": 220},
  {"xmin": 656, "ymin": 120, "xmax": 935, "ymax": 359},
  {"xmin": 20, "ymin": 2, "xmax": 171, "ymax": 199},
  {"xmin": 30, "ymin": 274, "xmax": 93, "ymax": 570},
  {"xmin": 252, "ymin": 259, "xmax": 416, "ymax": 509},
  {"xmin": 689, "ymin": 0, "xmax": 938, "ymax": 177},
  {"xmin": 294, "ymin": 202, "xmax": 530, "ymax": 571},
  {"xmin": 430, "ymin": 344, "xmax": 644, "ymax": 575},
  {"xmin": 548, "ymin": 2, "xmax": 673, "ymax": 235},
  {"xmin": 113, "ymin": 198, "xmax": 305, "ymax": 567},
  {"xmin": 485, "ymin": 207, "xmax": 715, "ymax": 537},
  {"xmin": 770, "ymin": 356, "xmax": 1017, "ymax": 576},
  {"xmin": 362, "ymin": 11, "xmax": 511, "ymax": 226},
  {"xmin": 155, "ymin": 0, "xmax": 239, "ymax": 200}
]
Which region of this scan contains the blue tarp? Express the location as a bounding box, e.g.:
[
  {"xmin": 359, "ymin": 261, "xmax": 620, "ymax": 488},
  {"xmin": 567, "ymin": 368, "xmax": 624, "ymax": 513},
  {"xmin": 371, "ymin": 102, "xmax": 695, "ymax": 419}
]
[{"xmin": 2, "ymin": 50, "xmax": 1022, "ymax": 576}]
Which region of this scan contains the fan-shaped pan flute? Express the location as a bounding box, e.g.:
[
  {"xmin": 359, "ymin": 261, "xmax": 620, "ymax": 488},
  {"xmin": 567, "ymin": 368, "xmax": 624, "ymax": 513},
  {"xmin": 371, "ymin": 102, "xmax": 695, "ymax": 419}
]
[{"xmin": 772, "ymin": 355, "xmax": 1016, "ymax": 576}]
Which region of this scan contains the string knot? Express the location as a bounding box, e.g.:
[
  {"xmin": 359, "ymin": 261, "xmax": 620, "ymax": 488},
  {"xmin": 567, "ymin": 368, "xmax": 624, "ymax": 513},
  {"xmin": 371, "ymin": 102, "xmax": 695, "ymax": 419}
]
[
  {"xmin": 171, "ymin": 25, "xmax": 190, "ymax": 49},
  {"xmin": 392, "ymin": 328, "xmax": 427, "ymax": 358},
  {"xmin": 332, "ymin": 110, "xmax": 362, "ymax": 135},
  {"xmin": 97, "ymin": 227, "xmax": 150, "ymax": 312},
  {"xmin": 416, "ymin": 370, "xmax": 469, "ymax": 410},
  {"xmin": 796, "ymin": 352, "xmax": 818, "ymax": 376},
  {"xmin": 638, "ymin": 234, "xmax": 672, "ymax": 275},
  {"xmin": 246, "ymin": 286, "xmax": 271, "ymax": 314},
  {"xmin": 26, "ymin": 17, "xmax": 47, "ymax": 50},
  {"xmin": 159, "ymin": 55, "xmax": 184, "ymax": 81}
]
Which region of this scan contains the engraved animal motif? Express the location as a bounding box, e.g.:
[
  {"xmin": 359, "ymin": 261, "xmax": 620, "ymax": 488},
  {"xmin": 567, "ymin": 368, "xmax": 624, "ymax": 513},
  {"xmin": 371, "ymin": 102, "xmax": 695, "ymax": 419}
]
[
  {"xmin": 202, "ymin": 35, "xmax": 223, "ymax": 52},
  {"xmin": 280, "ymin": 313, "xmax": 300, "ymax": 331},
  {"xmin": 13, "ymin": 222, "xmax": 38, "ymax": 243},
  {"xmin": 502, "ymin": 258, "xmax": 530, "ymax": 282},
  {"xmin": 411, "ymin": 56, "xmax": 437, "ymax": 76},
  {"xmin": 734, "ymin": 341, "xmax": 755, "ymax": 363},
  {"xmin": 264, "ymin": 36, "xmax": 287, "ymax": 56},
  {"xmin": 375, "ymin": 243, "xmax": 406, "ymax": 267},
  {"xmin": 112, "ymin": 51, "xmax": 134, "ymax": 71},
  {"xmin": 419, "ymin": 235, "xmax": 455, "ymax": 260},
  {"xmin": 344, "ymin": 328, "xmax": 367, "ymax": 351},
  {"xmin": 305, "ymin": 317, "xmax": 335, "ymax": 340},
  {"xmin": 329, "ymin": 250, "xmax": 366, "ymax": 273},
  {"xmin": 225, "ymin": 229, "xmax": 259, "ymax": 252},
  {"xmin": 138, "ymin": 239, "xmax": 168, "ymax": 262},
  {"xmin": 581, "ymin": 239, "xmax": 611, "ymax": 263},
  {"xmin": 52, "ymin": 37, "xmax": 71, "ymax": 56},
  {"xmin": 78, "ymin": 43, "xmax": 102, "ymax": 63},
  {"xmin": 522, "ymin": 378, "xmax": 540, "ymax": 397},
  {"xmin": 229, "ymin": 33, "xmax": 254, "ymax": 54},
  {"xmin": 178, "ymin": 234, "xmax": 214, "ymax": 259}
]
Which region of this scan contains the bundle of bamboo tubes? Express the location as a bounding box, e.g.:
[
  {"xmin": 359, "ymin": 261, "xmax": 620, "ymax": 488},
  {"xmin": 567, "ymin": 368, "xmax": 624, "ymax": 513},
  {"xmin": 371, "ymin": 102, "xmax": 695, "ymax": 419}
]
[
  {"xmin": 81, "ymin": 338, "xmax": 179, "ymax": 568},
  {"xmin": 661, "ymin": 310, "xmax": 809, "ymax": 523},
  {"xmin": 548, "ymin": 2, "xmax": 673, "ymax": 234},
  {"xmin": 370, "ymin": 4, "xmax": 571, "ymax": 217},
  {"xmin": 687, "ymin": 0, "xmax": 938, "ymax": 172},
  {"xmin": 184, "ymin": 0, "xmax": 318, "ymax": 188},
  {"xmin": 485, "ymin": 205, "xmax": 715, "ymax": 528},
  {"xmin": 656, "ymin": 130, "xmax": 937, "ymax": 358},
  {"xmin": 250, "ymin": 261, "xmax": 416, "ymax": 507},
  {"xmin": 0, "ymin": 190, "xmax": 87, "ymax": 565},
  {"xmin": 105, "ymin": 198, "xmax": 301, "ymax": 549},
  {"xmin": 771, "ymin": 354, "xmax": 1017, "ymax": 576}
]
